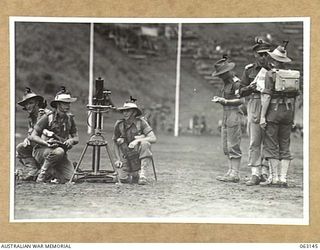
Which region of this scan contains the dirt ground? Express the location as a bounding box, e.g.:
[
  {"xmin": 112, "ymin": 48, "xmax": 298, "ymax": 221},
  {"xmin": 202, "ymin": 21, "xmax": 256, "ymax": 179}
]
[{"xmin": 13, "ymin": 129, "xmax": 304, "ymax": 221}]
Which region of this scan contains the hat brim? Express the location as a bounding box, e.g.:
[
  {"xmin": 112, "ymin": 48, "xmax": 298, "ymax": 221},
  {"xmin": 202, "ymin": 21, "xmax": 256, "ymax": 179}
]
[
  {"xmin": 118, "ymin": 106, "xmax": 142, "ymax": 116},
  {"xmin": 18, "ymin": 95, "xmax": 44, "ymax": 107},
  {"xmin": 212, "ymin": 62, "xmax": 235, "ymax": 77},
  {"xmin": 267, "ymin": 51, "xmax": 292, "ymax": 63},
  {"xmin": 50, "ymin": 97, "xmax": 77, "ymax": 108},
  {"xmin": 256, "ymin": 49, "xmax": 270, "ymax": 53}
]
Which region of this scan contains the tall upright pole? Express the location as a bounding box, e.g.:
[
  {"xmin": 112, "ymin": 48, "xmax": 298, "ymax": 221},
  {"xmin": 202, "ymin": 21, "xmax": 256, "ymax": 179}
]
[
  {"xmin": 174, "ymin": 23, "xmax": 182, "ymax": 137},
  {"xmin": 88, "ymin": 22, "xmax": 94, "ymax": 134}
]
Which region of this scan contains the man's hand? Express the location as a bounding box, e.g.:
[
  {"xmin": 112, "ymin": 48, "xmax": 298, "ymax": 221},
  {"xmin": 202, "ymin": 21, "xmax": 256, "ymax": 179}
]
[
  {"xmin": 260, "ymin": 117, "xmax": 267, "ymax": 130},
  {"xmin": 249, "ymin": 81, "xmax": 257, "ymax": 90},
  {"xmin": 63, "ymin": 139, "xmax": 74, "ymax": 150},
  {"xmin": 115, "ymin": 160, "xmax": 123, "ymax": 168},
  {"xmin": 128, "ymin": 139, "xmax": 139, "ymax": 149},
  {"xmin": 22, "ymin": 138, "xmax": 30, "ymax": 147},
  {"xmin": 211, "ymin": 96, "xmax": 226, "ymax": 105},
  {"xmin": 47, "ymin": 139, "xmax": 59, "ymax": 148}
]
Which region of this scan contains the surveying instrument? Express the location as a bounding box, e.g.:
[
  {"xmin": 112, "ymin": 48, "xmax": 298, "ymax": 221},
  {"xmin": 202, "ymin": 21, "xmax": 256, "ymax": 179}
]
[{"xmin": 69, "ymin": 77, "xmax": 120, "ymax": 183}]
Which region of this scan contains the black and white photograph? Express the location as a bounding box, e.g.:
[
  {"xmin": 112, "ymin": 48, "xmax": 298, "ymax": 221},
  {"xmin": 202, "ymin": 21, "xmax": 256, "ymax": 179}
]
[{"xmin": 10, "ymin": 17, "xmax": 309, "ymax": 224}]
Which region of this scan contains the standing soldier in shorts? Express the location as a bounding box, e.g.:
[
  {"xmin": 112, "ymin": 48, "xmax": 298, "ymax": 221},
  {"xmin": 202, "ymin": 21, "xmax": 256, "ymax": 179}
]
[
  {"xmin": 260, "ymin": 41, "xmax": 300, "ymax": 187},
  {"xmin": 16, "ymin": 87, "xmax": 50, "ymax": 181},
  {"xmin": 238, "ymin": 39, "xmax": 272, "ymax": 186},
  {"xmin": 29, "ymin": 86, "xmax": 79, "ymax": 183},
  {"xmin": 211, "ymin": 56, "xmax": 245, "ymax": 183}
]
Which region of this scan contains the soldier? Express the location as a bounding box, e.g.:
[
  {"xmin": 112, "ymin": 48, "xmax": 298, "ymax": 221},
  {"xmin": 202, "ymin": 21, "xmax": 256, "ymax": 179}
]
[
  {"xmin": 113, "ymin": 98, "xmax": 157, "ymax": 185},
  {"xmin": 211, "ymin": 56, "xmax": 244, "ymax": 183},
  {"xmin": 29, "ymin": 87, "xmax": 79, "ymax": 183},
  {"xmin": 259, "ymin": 41, "xmax": 299, "ymax": 187},
  {"xmin": 16, "ymin": 87, "xmax": 50, "ymax": 181},
  {"xmin": 238, "ymin": 39, "xmax": 273, "ymax": 186}
]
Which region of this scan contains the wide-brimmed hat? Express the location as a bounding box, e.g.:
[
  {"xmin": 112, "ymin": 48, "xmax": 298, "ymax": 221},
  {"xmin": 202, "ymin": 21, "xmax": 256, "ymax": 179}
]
[
  {"xmin": 117, "ymin": 97, "xmax": 142, "ymax": 116},
  {"xmin": 212, "ymin": 56, "xmax": 235, "ymax": 77},
  {"xmin": 267, "ymin": 41, "xmax": 292, "ymax": 63},
  {"xmin": 50, "ymin": 86, "xmax": 77, "ymax": 108},
  {"xmin": 17, "ymin": 87, "xmax": 44, "ymax": 107}
]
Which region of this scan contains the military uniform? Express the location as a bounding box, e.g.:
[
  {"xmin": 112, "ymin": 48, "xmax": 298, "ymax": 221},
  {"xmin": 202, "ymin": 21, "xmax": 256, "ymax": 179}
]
[
  {"xmin": 262, "ymin": 70, "xmax": 296, "ymax": 160},
  {"xmin": 221, "ymin": 75, "xmax": 243, "ymax": 160},
  {"xmin": 239, "ymin": 63, "xmax": 270, "ymax": 183},
  {"xmin": 113, "ymin": 117, "xmax": 153, "ymax": 181},
  {"xmin": 16, "ymin": 109, "xmax": 51, "ymax": 180},
  {"xmin": 32, "ymin": 111, "xmax": 78, "ymax": 183}
]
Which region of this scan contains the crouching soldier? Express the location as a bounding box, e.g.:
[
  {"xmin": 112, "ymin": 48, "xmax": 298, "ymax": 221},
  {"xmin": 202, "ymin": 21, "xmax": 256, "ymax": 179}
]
[
  {"xmin": 211, "ymin": 56, "xmax": 245, "ymax": 183},
  {"xmin": 113, "ymin": 98, "xmax": 157, "ymax": 185},
  {"xmin": 16, "ymin": 87, "xmax": 50, "ymax": 181},
  {"xmin": 260, "ymin": 41, "xmax": 300, "ymax": 187},
  {"xmin": 29, "ymin": 87, "xmax": 79, "ymax": 183}
]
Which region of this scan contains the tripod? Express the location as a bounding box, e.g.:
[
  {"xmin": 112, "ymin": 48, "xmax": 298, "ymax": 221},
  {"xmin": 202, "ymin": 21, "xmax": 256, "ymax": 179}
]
[{"xmin": 69, "ymin": 104, "xmax": 120, "ymax": 184}]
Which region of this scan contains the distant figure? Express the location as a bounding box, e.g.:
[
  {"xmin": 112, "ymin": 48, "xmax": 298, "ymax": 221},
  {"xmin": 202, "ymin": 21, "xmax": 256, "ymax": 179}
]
[
  {"xmin": 193, "ymin": 114, "xmax": 200, "ymax": 135},
  {"xmin": 200, "ymin": 115, "xmax": 207, "ymax": 134},
  {"xmin": 113, "ymin": 98, "xmax": 157, "ymax": 185}
]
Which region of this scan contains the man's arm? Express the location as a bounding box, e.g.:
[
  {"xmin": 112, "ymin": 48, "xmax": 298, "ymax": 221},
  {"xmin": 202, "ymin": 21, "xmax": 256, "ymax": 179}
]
[
  {"xmin": 28, "ymin": 116, "xmax": 51, "ymax": 147},
  {"xmin": 260, "ymin": 93, "xmax": 271, "ymax": 129}
]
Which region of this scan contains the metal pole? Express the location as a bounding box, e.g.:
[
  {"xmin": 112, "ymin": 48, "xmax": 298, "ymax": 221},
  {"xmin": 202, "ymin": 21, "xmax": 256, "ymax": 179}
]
[
  {"xmin": 88, "ymin": 22, "xmax": 94, "ymax": 134},
  {"xmin": 174, "ymin": 23, "xmax": 182, "ymax": 137}
]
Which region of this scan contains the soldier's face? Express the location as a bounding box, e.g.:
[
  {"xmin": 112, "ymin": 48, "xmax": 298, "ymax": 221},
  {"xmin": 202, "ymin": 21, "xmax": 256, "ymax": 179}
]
[
  {"xmin": 24, "ymin": 99, "xmax": 39, "ymax": 114},
  {"xmin": 255, "ymin": 52, "xmax": 269, "ymax": 67},
  {"xmin": 57, "ymin": 102, "xmax": 71, "ymax": 113},
  {"xmin": 122, "ymin": 109, "xmax": 136, "ymax": 120}
]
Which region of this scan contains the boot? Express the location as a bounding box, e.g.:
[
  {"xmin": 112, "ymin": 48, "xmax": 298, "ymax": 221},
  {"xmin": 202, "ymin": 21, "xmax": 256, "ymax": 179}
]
[
  {"xmin": 36, "ymin": 160, "xmax": 51, "ymax": 183},
  {"xmin": 260, "ymin": 159, "xmax": 280, "ymax": 186},
  {"xmin": 216, "ymin": 159, "xmax": 232, "ymax": 181},
  {"xmin": 279, "ymin": 159, "xmax": 290, "ymax": 187},
  {"xmin": 221, "ymin": 158, "xmax": 241, "ymax": 183},
  {"xmin": 246, "ymin": 166, "xmax": 260, "ymax": 186},
  {"xmin": 138, "ymin": 158, "xmax": 151, "ymax": 185}
]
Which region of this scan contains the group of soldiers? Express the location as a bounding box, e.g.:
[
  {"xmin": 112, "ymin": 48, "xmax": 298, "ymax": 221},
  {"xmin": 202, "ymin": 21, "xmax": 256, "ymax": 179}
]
[
  {"xmin": 211, "ymin": 38, "xmax": 300, "ymax": 187},
  {"xmin": 16, "ymin": 37, "xmax": 300, "ymax": 188},
  {"xmin": 16, "ymin": 87, "xmax": 156, "ymax": 185}
]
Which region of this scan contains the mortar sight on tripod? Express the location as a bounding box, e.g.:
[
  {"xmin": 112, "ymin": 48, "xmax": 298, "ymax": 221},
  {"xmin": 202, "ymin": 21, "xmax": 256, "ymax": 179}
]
[{"xmin": 91, "ymin": 77, "xmax": 115, "ymax": 107}]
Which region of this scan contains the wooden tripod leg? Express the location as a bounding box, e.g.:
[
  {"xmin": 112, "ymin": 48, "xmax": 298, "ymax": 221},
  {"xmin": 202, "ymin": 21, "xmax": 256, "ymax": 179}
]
[
  {"xmin": 69, "ymin": 143, "xmax": 89, "ymax": 183},
  {"xmin": 104, "ymin": 144, "xmax": 121, "ymax": 185}
]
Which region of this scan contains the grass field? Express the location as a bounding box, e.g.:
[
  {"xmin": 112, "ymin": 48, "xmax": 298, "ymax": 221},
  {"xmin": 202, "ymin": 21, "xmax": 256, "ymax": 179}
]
[{"xmin": 13, "ymin": 119, "xmax": 305, "ymax": 222}]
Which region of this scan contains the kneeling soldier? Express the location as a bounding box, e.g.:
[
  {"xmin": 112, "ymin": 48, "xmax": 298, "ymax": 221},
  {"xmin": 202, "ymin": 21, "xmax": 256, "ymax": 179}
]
[
  {"xmin": 29, "ymin": 87, "xmax": 79, "ymax": 183},
  {"xmin": 16, "ymin": 87, "xmax": 50, "ymax": 181},
  {"xmin": 113, "ymin": 98, "xmax": 157, "ymax": 185}
]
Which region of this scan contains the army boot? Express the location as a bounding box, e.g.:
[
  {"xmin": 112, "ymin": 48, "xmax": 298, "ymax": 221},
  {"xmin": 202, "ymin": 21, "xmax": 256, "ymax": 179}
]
[
  {"xmin": 216, "ymin": 159, "xmax": 232, "ymax": 181},
  {"xmin": 36, "ymin": 160, "xmax": 51, "ymax": 183},
  {"xmin": 279, "ymin": 159, "xmax": 290, "ymax": 188},
  {"xmin": 246, "ymin": 166, "xmax": 260, "ymax": 186},
  {"xmin": 260, "ymin": 159, "xmax": 280, "ymax": 187},
  {"xmin": 138, "ymin": 158, "xmax": 150, "ymax": 185},
  {"xmin": 221, "ymin": 158, "xmax": 241, "ymax": 183},
  {"xmin": 260, "ymin": 162, "xmax": 269, "ymax": 183}
]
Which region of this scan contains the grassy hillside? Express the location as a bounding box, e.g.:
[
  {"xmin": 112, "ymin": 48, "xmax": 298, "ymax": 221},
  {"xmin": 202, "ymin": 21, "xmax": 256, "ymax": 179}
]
[{"xmin": 14, "ymin": 22, "xmax": 304, "ymax": 132}]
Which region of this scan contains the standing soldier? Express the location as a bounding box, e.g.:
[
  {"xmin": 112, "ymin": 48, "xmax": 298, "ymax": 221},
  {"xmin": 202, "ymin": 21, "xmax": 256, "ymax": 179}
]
[
  {"xmin": 113, "ymin": 98, "xmax": 157, "ymax": 185},
  {"xmin": 16, "ymin": 87, "xmax": 50, "ymax": 181},
  {"xmin": 238, "ymin": 39, "xmax": 272, "ymax": 186},
  {"xmin": 211, "ymin": 56, "xmax": 245, "ymax": 183},
  {"xmin": 29, "ymin": 86, "xmax": 79, "ymax": 183},
  {"xmin": 259, "ymin": 41, "xmax": 300, "ymax": 187}
]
